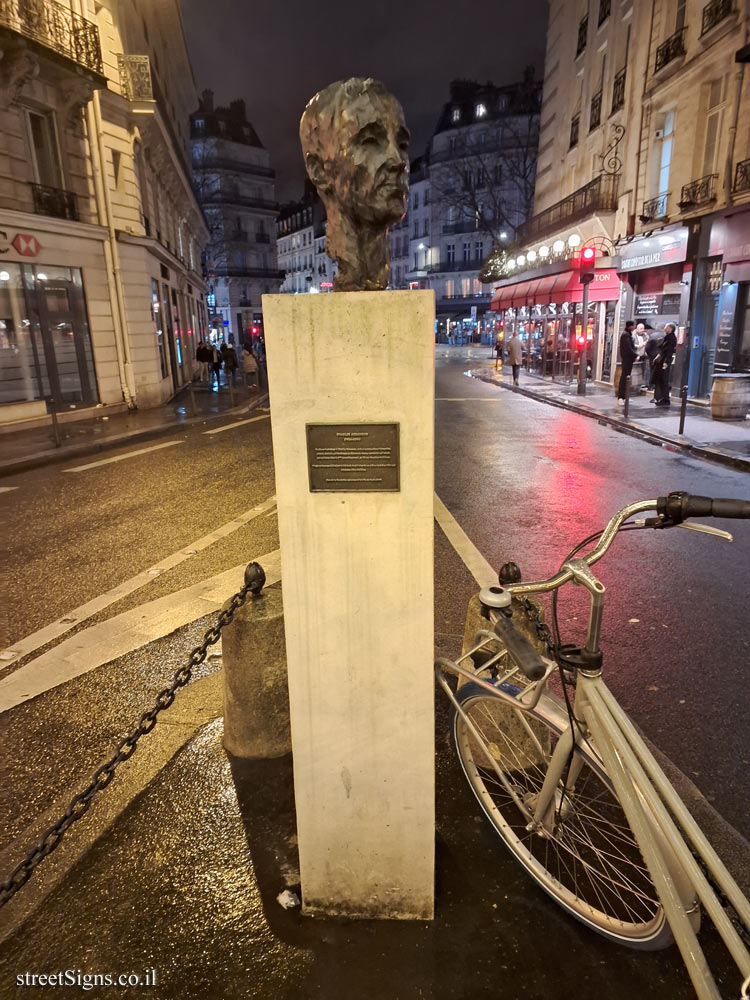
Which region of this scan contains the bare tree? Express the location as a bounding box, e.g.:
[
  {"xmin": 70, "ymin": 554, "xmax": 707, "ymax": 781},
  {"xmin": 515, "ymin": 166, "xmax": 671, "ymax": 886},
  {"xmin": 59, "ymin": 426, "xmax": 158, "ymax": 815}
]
[{"xmin": 189, "ymin": 135, "xmax": 232, "ymax": 274}]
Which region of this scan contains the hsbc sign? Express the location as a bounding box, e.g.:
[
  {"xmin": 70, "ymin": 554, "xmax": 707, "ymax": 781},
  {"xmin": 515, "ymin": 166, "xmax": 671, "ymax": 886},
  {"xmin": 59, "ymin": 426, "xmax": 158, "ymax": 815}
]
[
  {"xmin": 0, "ymin": 230, "xmax": 43, "ymax": 257},
  {"xmin": 12, "ymin": 233, "xmax": 42, "ymax": 256}
]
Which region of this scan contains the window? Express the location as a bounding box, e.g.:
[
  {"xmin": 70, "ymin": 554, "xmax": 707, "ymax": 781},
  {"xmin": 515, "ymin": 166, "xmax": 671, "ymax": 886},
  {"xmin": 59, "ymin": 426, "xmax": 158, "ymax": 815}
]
[
  {"xmin": 422, "ymin": 218, "xmax": 429, "ymax": 237},
  {"xmin": 445, "ymin": 279, "xmax": 455, "ymax": 297},
  {"xmin": 447, "ymin": 243, "xmax": 455, "ymax": 263},
  {"xmin": 474, "ymin": 241, "xmax": 483, "ymax": 260},
  {"xmin": 475, "ymin": 103, "xmax": 487, "ymax": 119},
  {"xmin": 463, "ymin": 241, "xmax": 471, "ymax": 262},
  {"xmin": 193, "ymin": 119, "xmax": 205, "ymax": 132},
  {"xmin": 413, "ymin": 190, "xmax": 419, "ymax": 209},
  {"xmin": 27, "ymin": 109, "xmax": 63, "ymax": 188},
  {"xmin": 675, "ymin": 0, "xmax": 686, "ymax": 32},
  {"xmin": 702, "ymin": 79, "xmax": 724, "ymax": 177},
  {"xmin": 452, "ymin": 107, "xmax": 461, "ymax": 123},
  {"xmin": 657, "ymin": 110, "xmax": 676, "ymax": 196}
]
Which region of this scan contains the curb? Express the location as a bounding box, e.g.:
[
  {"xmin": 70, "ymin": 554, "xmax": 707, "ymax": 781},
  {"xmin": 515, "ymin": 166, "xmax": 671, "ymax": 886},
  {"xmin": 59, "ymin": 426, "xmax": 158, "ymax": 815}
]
[
  {"xmin": 471, "ymin": 371, "xmax": 750, "ymax": 474},
  {"xmin": 0, "ymin": 391, "xmax": 270, "ymax": 479}
]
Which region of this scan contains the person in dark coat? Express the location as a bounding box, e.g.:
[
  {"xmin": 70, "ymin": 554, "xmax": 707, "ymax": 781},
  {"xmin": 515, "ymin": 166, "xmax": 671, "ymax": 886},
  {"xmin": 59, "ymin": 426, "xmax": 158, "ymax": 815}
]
[
  {"xmin": 653, "ymin": 323, "xmax": 677, "ymax": 406},
  {"xmin": 617, "ymin": 321, "xmax": 637, "ymax": 405},
  {"xmin": 644, "ymin": 327, "xmax": 663, "ymax": 390}
]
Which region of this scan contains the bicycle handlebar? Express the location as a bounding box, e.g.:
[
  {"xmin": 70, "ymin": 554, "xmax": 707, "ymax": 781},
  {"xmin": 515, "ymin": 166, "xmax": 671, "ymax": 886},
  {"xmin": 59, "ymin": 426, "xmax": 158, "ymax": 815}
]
[{"xmin": 506, "ymin": 492, "xmax": 749, "ymax": 597}]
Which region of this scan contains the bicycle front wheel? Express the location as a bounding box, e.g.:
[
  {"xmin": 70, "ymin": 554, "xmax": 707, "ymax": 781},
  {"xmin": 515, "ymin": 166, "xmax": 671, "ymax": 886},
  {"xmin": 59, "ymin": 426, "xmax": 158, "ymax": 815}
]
[{"xmin": 451, "ymin": 681, "xmax": 672, "ymax": 949}]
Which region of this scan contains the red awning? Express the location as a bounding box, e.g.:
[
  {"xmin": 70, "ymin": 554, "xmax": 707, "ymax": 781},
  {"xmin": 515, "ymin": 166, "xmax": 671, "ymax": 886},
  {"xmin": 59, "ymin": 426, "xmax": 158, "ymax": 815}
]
[
  {"xmin": 533, "ymin": 274, "xmax": 560, "ymax": 305},
  {"xmin": 490, "ymin": 284, "xmax": 515, "ymax": 310},
  {"xmin": 550, "ymin": 268, "xmax": 621, "ymax": 303},
  {"xmin": 509, "ymin": 279, "xmax": 541, "ymax": 308}
]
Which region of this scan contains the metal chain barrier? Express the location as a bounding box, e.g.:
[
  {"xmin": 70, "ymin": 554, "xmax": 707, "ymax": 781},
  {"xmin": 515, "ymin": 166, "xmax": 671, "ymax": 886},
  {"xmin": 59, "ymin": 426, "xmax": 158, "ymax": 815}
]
[
  {"xmin": 518, "ymin": 596, "xmax": 555, "ymax": 657},
  {"xmin": 0, "ymin": 562, "xmax": 266, "ymax": 909}
]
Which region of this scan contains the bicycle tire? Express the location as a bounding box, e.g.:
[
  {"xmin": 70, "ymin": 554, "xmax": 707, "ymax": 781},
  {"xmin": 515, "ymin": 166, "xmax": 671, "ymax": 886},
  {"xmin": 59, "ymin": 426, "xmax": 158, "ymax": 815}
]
[{"xmin": 451, "ymin": 680, "xmax": 674, "ymax": 950}]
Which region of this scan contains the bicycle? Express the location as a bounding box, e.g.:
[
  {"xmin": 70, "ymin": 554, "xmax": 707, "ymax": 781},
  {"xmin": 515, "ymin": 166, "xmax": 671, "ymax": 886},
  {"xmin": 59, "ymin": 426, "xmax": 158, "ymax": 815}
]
[{"xmin": 436, "ymin": 492, "xmax": 750, "ymax": 1000}]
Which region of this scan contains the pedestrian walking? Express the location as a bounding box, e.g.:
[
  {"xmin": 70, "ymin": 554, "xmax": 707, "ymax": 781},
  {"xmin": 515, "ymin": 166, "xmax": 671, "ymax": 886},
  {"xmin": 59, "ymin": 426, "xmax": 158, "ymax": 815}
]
[
  {"xmin": 196, "ymin": 341, "xmax": 210, "ymax": 382},
  {"xmin": 210, "ymin": 342, "xmax": 222, "ymax": 385},
  {"xmin": 653, "ymin": 323, "xmax": 677, "ymax": 407},
  {"xmin": 243, "ymin": 343, "xmax": 259, "ymax": 388},
  {"xmin": 616, "ymin": 321, "xmax": 637, "ymax": 406},
  {"xmin": 507, "ymin": 330, "xmax": 524, "ymax": 386},
  {"xmin": 224, "ymin": 343, "xmax": 238, "ymax": 381}
]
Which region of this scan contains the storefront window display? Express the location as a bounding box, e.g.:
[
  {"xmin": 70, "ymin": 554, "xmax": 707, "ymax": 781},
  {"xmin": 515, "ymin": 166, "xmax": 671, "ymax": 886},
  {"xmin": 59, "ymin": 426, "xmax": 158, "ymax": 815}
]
[{"xmin": 0, "ymin": 263, "xmax": 97, "ymax": 409}]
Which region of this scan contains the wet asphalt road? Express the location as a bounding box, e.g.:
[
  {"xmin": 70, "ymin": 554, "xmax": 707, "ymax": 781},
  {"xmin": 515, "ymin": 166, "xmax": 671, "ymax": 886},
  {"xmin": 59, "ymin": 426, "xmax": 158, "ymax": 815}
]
[
  {"xmin": 2, "ymin": 350, "xmax": 749, "ymax": 835},
  {"xmin": 1, "ymin": 348, "xmax": 749, "ymax": 998}
]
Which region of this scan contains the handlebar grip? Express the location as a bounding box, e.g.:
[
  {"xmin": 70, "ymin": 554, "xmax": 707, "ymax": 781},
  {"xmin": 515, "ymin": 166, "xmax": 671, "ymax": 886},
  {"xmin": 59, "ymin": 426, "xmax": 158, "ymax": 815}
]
[
  {"xmin": 658, "ymin": 492, "xmax": 750, "ymax": 522},
  {"xmin": 492, "ymin": 616, "xmax": 546, "ymax": 682}
]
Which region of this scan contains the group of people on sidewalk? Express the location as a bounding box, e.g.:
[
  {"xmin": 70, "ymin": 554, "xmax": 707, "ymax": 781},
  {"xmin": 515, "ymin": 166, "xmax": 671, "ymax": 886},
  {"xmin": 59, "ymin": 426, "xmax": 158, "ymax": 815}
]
[
  {"xmin": 617, "ymin": 321, "xmax": 677, "ymax": 407},
  {"xmin": 195, "ymin": 341, "xmax": 261, "ymax": 389}
]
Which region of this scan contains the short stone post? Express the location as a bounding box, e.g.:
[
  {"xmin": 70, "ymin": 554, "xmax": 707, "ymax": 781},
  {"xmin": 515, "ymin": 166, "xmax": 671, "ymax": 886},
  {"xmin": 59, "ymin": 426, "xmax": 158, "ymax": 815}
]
[{"xmin": 221, "ymin": 587, "xmax": 291, "ymax": 759}]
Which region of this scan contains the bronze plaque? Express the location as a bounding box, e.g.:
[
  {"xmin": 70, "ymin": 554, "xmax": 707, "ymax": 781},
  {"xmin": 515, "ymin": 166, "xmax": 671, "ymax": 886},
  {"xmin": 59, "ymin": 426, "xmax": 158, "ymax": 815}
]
[{"xmin": 307, "ymin": 423, "xmax": 400, "ymax": 492}]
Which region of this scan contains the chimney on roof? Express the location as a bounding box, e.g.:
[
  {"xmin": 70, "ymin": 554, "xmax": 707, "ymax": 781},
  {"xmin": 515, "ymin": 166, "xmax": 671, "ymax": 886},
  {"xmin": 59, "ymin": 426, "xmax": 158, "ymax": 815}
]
[{"xmin": 200, "ymin": 89, "xmax": 214, "ymax": 113}]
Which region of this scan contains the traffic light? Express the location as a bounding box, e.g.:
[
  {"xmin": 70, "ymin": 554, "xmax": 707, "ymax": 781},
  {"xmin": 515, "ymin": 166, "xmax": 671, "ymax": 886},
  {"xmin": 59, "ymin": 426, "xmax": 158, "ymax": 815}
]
[
  {"xmin": 251, "ymin": 325, "xmax": 259, "ymax": 336},
  {"xmin": 572, "ymin": 245, "xmax": 597, "ymax": 283}
]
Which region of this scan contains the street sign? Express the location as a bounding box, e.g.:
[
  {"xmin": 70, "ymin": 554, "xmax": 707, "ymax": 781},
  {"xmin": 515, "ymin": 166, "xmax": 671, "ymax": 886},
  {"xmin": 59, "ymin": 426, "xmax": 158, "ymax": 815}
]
[{"xmin": 470, "ymin": 306, "xmax": 477, "ymax": 319}]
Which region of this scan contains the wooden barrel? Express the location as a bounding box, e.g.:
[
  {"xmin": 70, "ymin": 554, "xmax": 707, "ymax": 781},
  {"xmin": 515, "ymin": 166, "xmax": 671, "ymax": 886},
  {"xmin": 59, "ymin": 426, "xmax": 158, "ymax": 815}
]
[{"xmin": 711, "ymin": 374, "xmax": 750, "ymax": 420}]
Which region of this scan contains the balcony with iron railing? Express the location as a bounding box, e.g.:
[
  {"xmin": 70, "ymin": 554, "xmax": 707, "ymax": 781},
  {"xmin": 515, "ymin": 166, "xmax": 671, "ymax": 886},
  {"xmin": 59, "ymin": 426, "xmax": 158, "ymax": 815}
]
[
  {"xmin": 118, "ymin": 54, "xmax": 153, "ymax": 102},
  {"xmin": 655, "ymin": 27, "xmax": 686, "ymax": 73},
  {"xmin": 516, "ymin": 174, "xmax": 619, "ymax": 244},
  {"xmin": 732, "ymin": 158, "xmax": 750, "ymax": 194},
  {"xmin": 0, "ymin": 0, "xmax": 104, "ymax": 77},
  {"xmin": 31, "ymin": 182, "xmax": 78, "ymax": 221},
  {"xmin": 639, "ymin": 191, "xmax": 670, "ymax": 223},
  {"xmin": 429, "ymin": 258, "xmax": 485, "ymax": 273},
  {"xmin": 589, "ymin": 90, "xmax": 602, "ymax": 131},
  {"xmin": 201, "ymin": 191, "xmax": 279, "ymax": 212},
  {"xmin": 191, "ymin": 156, "xmax": 276, "ymax": 179},
  {"xmin": 678, "ymin": 173, "xmax": 718, "ymax": 210},
  {"xmin": 576, "ymin": 14, "xmax": 588, "ymax": 56},
  {"xmin": 701, "ymin": 0, "xmax": 733, "ymax": 35},
  {"xmin": 611, "ymin": 67, "xmax": 626, "ymax": 113}
]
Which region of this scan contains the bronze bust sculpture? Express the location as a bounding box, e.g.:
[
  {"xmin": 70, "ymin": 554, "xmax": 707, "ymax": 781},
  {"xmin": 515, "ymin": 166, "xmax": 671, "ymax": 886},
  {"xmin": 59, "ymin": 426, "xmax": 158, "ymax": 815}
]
[{"xmin": 299, "ymin": 78, "xmax": 410, "ymax": 292}]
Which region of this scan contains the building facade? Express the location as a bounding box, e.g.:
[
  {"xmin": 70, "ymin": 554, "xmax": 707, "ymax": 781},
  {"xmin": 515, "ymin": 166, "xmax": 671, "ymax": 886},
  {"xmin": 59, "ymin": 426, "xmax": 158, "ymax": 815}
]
[
  {"xmin": 491, "ymin": 0, "xmax": 750, "ymax": 398},
  {"xmin": 276, "ymin": 184, "xmax": 336, "ymax": 295},
  {"xmin": 0, "ymin": 0, "xmax": 209, "ymax": 427},
  {"xmin": 190, "ymin": 92, "xmax": 282, "ymax": 345}
]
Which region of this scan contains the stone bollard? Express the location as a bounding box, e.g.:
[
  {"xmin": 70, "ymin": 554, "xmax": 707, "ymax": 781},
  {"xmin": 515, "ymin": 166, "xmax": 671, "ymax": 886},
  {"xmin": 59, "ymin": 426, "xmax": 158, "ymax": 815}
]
[{"xmin": 221, "ymin": 586, "xmax": 291, "ymax": 758}]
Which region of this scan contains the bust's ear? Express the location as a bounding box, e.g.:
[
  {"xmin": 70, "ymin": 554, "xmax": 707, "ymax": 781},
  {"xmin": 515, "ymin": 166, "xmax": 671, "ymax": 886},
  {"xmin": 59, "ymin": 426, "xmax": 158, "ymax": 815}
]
[{"xmin": 305, "ymin": 152, "xmax": 330, "ymax": 194}]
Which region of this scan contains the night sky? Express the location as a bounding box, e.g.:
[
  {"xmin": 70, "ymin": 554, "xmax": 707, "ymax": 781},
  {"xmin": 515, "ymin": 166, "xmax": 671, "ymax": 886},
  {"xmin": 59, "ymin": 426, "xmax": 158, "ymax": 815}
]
[{"xmin": 180, "ymin": 0, "xmax": 549, "ymax": 203}]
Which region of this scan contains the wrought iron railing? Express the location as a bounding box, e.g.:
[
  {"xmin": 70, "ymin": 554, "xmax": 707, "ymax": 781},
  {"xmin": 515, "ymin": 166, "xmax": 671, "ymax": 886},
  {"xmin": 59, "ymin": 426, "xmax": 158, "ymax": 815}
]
[
  {"xmin": 576, "ymin": 14, "xmax": 588, "ymax": 56},
  {"xmin": 678, "ymin": 173, "xmax": 717, "ymax": 208},
  {"xmin": 701, "ymin": 0, "xmax": 733, "ymax": 34},
  {"xmin": 611, "ymin": 67, "xmax": 626, "ymax": 113},
  {"xmin": 428, "ymin": 259, "xmax": 481, "ymax": 273},
  {"xmin": 589, "ymin": 91, "xmax": 602, "ymax": 131},
  {"xmin": 31, "ymin": 182, "xmax": 78, "ymax": 221},
  {"xmin": 0, "ymin": 0, "xmax": 103, "ymax": 75},
  {"xmin": 517, "ymin": 174, "xmax": 619, "ymax": 244},
  {"xmin": 212, "ymin": 266, "xmax": 285, "ymax": 279},
  {"xmin": 598, "ymin": 0, "xmax": 611, "ymax": 25},
  {"xmin": 655, "ymin": 27, "xmax": 686, "ymax": 72},
  {"xmin": 118, "ymin": 54, "xmax": 153, "ymax": 101},
  {"xmin": 201, "ymin": 192, "xmax": 278, "ymax": 212},
  {"xmin": 569, "ymin": 113, "xmax": 580, "ymax": 149},
  {"xmin": 640, "ymin": 192, "xmax": 669, "ymax": 222},
  {"xmin": 190, "ymin": 155, "xmax": 275, "ymax": 179},
  {"xmin": 732, "ymin": 158, "xmax": 750, "ymax": 193}
]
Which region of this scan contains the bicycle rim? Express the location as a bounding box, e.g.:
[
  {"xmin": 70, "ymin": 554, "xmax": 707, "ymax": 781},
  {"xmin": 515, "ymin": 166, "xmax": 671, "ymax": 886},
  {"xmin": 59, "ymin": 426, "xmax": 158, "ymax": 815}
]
[{"xmin": 452, "ymin": 682, "xmax": 671, "ymax": 949}]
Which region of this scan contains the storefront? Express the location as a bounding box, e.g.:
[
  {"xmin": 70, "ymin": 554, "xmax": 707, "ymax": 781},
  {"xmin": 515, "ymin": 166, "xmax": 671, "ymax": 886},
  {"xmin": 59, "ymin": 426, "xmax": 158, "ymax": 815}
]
[
  {"xmin": 688, "ymin": 207, "xmax": 750, "ymax": 398},
  {"xmin": 490, "ymin": 266, "xmax": 621, "ymax": 380}
]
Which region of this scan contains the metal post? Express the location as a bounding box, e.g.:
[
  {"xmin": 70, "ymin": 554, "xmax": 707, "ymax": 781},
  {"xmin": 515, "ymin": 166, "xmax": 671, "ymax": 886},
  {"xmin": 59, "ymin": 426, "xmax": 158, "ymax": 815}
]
[
  {"xmin": 188, "ymin": 381, "xmax": 197, "ymax": 418},
  {"xmin": 623, "ymin": 374, "xmax": 630, "ymax": 420},
  {"xmin": 48, "ymin": 398, "xmax": 61, "ymax": 448},
  {"xmin": 577, "ymin": 279, "xmax": 590, "ymax": 396},
  {"xmin": 229, "ymin": 377, "xmax": 235, "ymax": 408},
  {"xmin": 678, "ymin": 384, "xmax": 688, "ymax": 435}
]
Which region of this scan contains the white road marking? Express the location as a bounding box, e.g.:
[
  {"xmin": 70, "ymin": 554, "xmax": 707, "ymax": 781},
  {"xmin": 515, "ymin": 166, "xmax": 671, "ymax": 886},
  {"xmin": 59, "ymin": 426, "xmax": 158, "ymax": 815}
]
[
  {"xmin": 203, "ymin": 413, "xmax": 270, "ymax": 435},
  {"xmin": 433, "ymin": 493, "xmax": 496, "ymax": 587},
  {"xmin": 63, "ymin": 440, "xmax": 182, "ymax": 472},
  {"xmin": 0, "ymin": 494, "xmax": 277, "ymax": 667},
  {"xmin": 435, "ymin": 398, "xmax": 502, "ymax": 401},
  {"xmin": 0, "ymin": 550, "xmax": 282, "ymax": 712},
  {"xmin": 0, "ymin": 486, "xmax": 18, "ymax": 493}
]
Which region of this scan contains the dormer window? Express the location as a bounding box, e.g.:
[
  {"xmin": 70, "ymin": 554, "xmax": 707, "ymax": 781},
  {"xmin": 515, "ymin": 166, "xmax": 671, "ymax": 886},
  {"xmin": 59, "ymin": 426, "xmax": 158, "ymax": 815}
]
[
  {"xmin": 451, "ymin": 107, "xmax": 461, "ymax": 123},
  {"xmin": 475, "ymin": 103, "xmax": 487, "ymax": 119}
]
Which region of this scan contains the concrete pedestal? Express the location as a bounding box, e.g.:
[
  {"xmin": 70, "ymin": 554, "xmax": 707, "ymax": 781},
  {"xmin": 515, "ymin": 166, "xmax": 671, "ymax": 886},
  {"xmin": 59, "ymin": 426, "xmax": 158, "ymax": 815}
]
[{"xmin": 263, "ymin": 290, "xmax": 435, "ymax": 919}]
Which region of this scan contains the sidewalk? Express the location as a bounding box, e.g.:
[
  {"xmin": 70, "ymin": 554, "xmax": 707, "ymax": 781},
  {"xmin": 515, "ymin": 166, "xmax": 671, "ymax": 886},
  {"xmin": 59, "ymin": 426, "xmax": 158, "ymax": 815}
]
[
  {"xmin": 0, "ymin": 377, "xmax": 269, "ymax": 478},
  {"xmin": 469, "ymin": 352, "xmax": 750, "ymax": 473}
]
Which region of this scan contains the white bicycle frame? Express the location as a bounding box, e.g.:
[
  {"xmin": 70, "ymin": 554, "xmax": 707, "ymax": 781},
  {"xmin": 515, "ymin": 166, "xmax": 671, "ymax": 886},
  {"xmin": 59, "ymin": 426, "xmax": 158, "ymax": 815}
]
[{"xmin": 438, "ymin": 498, "xmax": 750, "ymax": 1000}]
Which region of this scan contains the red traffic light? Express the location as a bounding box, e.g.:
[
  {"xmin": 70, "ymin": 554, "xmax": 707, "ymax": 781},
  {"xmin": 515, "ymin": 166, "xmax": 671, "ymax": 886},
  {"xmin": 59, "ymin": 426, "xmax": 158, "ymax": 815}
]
[
  {"xmin": 581, "ymin": 246, "xmax": 596, "ymax": 264},
  {"xmin": 572, "ymin": 245, "xmax": 597, "ymax": 269},
  {"xmin": 251, "ymin": 325, "xmax": 259, "ymax": 335}
]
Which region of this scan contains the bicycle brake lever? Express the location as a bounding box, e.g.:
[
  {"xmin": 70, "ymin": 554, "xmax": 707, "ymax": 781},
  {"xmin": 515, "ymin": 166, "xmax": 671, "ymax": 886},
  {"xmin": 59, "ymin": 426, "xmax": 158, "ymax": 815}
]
[{"xmin": 676, "ymin": 522, "xmax": 733, "ymax": 542}]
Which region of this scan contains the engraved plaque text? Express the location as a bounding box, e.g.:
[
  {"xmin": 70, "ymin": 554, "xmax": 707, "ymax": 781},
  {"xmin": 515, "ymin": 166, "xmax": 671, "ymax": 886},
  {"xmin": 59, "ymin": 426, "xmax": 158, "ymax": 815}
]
[{"xmin": 307, "ymin": 423, "xmax": 400, "ymax": 492}]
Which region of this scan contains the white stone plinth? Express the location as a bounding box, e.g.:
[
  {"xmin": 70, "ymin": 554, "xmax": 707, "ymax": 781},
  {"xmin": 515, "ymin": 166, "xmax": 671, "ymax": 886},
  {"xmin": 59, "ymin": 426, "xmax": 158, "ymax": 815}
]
[{"xmin": 263, "ymin": 290, "xmax": 435, "ymax": 919}]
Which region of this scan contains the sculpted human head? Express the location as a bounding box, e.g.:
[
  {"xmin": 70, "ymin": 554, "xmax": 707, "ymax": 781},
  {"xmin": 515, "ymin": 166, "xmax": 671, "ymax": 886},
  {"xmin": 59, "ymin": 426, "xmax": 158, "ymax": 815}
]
[{"xmin": 300, "ymin": 78, "xmax": 410, "ymax": 291}]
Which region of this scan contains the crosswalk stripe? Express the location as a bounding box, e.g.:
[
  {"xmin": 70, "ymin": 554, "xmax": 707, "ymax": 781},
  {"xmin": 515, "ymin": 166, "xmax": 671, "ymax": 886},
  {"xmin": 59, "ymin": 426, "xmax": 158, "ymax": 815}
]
[
  {"xmin": 63, "ymin": 440, "xmax": 182, "ymax": 472},
  {"xmin": 203, "ymin": 414, "xmax": 270, "ymax": 435}
]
